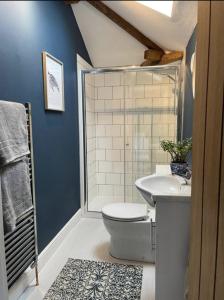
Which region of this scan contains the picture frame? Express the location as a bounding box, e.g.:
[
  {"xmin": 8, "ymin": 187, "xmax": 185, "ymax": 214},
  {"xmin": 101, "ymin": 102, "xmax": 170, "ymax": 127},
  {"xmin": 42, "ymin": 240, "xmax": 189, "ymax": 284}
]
[{"xmin": 42, "ymin": 51, "xmax": 65, "ymax": 111}]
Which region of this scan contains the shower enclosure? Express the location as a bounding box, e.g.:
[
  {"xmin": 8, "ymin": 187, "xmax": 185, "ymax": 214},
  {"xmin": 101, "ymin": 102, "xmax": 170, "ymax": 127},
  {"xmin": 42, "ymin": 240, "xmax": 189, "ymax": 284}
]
[{"xmin": 80, "ymin": 65, "xmax": 181, "ymax": 214}]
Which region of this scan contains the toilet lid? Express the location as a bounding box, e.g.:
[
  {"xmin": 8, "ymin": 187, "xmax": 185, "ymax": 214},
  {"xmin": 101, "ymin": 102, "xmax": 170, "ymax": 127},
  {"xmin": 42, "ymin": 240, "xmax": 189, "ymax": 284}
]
[{"xmin": 102, "ymin": 203, "xmax": 148, "ymax": 221}]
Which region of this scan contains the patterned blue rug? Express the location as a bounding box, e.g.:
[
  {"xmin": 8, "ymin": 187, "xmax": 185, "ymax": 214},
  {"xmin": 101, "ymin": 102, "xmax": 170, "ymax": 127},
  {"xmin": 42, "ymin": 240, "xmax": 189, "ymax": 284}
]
[{"xmin": 44, "ymin": 258, "xmax": 143, "ymax": 300}]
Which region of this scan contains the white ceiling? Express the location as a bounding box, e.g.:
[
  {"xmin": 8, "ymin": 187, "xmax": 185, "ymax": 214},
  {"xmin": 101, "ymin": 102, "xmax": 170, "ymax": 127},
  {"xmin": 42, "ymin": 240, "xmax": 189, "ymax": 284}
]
[{"xmin": 72, "ymin": 1, "xmax": 197, "ymax": 67}]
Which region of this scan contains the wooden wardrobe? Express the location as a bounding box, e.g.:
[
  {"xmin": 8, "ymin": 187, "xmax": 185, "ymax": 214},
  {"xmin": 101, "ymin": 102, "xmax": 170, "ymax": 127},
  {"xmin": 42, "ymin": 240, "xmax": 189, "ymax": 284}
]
[{"xmin": 189, "ymin": 1, "xmax": 224, "ymax": 299}]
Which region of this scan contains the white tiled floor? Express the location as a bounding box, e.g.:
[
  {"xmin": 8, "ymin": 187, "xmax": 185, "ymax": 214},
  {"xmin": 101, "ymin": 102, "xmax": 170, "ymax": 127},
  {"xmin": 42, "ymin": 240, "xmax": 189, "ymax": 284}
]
[{"xmin": 19, "ymin": 218, "xmax": 155, "ymax": 300}]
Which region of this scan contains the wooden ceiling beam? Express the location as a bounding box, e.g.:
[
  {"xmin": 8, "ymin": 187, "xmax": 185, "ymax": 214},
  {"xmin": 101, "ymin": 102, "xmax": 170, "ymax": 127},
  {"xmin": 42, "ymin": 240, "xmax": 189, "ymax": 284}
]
[
  {"xmin": 141, "ymin": 50, "xmax": 183, "ymax": 66},
  {"xmin": 66, "ymin": 0, "xmax": 183, "ymax": 66},
  {"xmin": 159, "ymin": 51, "xmax": 183, "ymax": 65},
  {"xmin": 86, "ymin": 0, "xmax": 164, "ymax": 53}
]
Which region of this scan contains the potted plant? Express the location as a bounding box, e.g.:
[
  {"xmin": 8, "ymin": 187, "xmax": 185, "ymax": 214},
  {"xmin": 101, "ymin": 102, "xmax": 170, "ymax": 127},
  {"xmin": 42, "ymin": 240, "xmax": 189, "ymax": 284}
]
[{"xmin": 160, "ymin": 138, "xmax": 192, "ymax": 177}]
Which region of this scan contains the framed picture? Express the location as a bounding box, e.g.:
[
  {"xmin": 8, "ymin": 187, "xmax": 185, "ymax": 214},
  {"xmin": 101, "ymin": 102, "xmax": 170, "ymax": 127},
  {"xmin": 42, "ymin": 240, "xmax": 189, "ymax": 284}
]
[{"xmin": 42, "ymin": 51, "xmax": 64, "ymax": 111}]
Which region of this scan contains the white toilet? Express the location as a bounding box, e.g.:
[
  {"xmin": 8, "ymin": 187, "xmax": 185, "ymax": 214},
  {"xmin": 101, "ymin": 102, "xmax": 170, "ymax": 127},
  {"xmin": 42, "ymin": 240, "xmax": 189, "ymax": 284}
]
[{"xmin": 102, "ymin": 202, "xmax": 155, "ymax": 263}]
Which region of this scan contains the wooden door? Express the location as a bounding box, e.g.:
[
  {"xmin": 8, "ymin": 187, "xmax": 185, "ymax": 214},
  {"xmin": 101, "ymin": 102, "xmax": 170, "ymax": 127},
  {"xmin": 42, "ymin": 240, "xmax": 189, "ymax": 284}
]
[{"xmin": 189, "ymin": 1, "xmax": 224, "ymax": 299}]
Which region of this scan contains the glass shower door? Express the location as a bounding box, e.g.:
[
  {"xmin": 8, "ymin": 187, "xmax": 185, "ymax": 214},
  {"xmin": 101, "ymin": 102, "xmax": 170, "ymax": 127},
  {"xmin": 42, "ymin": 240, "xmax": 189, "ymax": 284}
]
[
  {"xmin": 84, "ymin": 71, "xmax": 126, "ymax": 212},
  {"xmin": 124, "ymin": 69, "xmax": 178, "ymax": 204},
  {"xmin": 82, "ymin": 66, "xmax": 179, "ymax": 214},
  {"xmin": 124, "ymin": 70, "xmax": 153, "ymax": 204}
]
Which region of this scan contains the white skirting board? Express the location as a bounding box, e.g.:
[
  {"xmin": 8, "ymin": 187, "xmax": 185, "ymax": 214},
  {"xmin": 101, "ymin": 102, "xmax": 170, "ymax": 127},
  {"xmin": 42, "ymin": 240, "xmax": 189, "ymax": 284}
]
[{"xmin": 9, "ymin": 209, "xmax": 82, "ymax": 300}]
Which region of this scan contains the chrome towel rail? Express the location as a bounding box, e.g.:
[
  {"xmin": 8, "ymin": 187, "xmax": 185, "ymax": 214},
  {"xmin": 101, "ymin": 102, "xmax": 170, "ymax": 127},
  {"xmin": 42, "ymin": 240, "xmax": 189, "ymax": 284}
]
[{"xmin": 4, "ymin": 102, "xmax": 39, "ymax": 288}]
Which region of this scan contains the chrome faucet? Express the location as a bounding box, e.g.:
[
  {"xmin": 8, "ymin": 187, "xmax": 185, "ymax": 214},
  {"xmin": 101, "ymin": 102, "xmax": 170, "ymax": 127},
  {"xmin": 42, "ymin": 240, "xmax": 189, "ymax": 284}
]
[{"xmin": 174, "ymin": 167, "xmax": 192, "ymax": 185}]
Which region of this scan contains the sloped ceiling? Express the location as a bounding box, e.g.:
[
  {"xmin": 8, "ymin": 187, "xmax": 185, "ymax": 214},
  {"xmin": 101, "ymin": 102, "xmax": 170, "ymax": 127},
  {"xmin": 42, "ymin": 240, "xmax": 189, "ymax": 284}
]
[{"xmin": 72, "ymin": 1, "xmax": 197, "ymax": 67}]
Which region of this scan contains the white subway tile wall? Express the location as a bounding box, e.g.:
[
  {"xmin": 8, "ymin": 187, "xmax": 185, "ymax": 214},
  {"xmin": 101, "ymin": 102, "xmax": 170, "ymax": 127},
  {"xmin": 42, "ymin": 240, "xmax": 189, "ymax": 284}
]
[{"xmin": 84, "ymin": 71, "xmax": 177, "ymax": 211}]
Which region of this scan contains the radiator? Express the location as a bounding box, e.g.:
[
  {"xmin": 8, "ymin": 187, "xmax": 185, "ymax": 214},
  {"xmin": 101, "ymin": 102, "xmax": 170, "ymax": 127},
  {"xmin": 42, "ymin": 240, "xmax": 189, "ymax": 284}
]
[{"xmin": 4, "ymin": 103, "xmax": 39, "ymax": 288}]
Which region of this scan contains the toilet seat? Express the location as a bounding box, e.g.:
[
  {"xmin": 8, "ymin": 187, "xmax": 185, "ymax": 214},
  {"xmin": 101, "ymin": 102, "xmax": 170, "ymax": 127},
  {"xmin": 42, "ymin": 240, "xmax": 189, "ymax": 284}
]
[{"xmin": 102, "ymin": 203, "xmax": 148, "ymax": 222}]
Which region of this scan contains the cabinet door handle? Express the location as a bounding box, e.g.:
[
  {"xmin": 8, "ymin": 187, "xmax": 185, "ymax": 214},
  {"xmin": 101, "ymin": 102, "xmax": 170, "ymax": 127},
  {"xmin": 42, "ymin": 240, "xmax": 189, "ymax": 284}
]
[{"xmin": 150, "ymin": 218, "xmax": 153, "ymax": 251}]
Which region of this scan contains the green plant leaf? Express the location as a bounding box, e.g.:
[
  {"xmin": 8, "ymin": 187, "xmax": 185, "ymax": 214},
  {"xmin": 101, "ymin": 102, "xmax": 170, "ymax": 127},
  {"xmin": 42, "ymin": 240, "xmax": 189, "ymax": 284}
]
[{"xmin": 160, "ymin": 138, "xmax": 192, "ymax": 163}]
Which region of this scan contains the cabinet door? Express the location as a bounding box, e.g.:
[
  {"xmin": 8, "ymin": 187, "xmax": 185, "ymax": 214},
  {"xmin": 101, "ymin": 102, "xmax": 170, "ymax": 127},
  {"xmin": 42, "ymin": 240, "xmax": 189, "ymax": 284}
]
[{"xmin": 156, "ymin": 200, "xmax": 191, "ymax": 300}]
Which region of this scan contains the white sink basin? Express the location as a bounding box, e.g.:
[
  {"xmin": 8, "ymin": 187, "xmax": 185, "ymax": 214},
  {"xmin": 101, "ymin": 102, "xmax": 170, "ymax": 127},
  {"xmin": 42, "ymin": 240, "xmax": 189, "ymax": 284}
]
[{"xmin": 135, "ymin": 174, "xmax": 191, "ymax": 207}]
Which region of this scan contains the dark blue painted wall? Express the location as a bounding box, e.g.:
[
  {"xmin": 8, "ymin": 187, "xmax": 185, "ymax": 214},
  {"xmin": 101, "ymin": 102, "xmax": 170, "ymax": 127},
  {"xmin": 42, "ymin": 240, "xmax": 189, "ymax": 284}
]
[
  {"xmin": 183, "ymin": 28, "xmax": 196, "ymax": 139},
  {"xmin": 0, "ymin": 1, "xmax": 91, "ymax": 252}
]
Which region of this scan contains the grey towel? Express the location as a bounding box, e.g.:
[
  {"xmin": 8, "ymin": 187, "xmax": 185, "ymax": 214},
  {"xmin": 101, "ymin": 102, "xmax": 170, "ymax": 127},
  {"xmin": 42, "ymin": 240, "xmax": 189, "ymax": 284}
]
[
  {"xmin": 1, "ymin": 157, "xmax": 32, "ymax": 233},
  {"xmin": 0, "ymin": 100, "xmax": 30, "ymax": 167}
]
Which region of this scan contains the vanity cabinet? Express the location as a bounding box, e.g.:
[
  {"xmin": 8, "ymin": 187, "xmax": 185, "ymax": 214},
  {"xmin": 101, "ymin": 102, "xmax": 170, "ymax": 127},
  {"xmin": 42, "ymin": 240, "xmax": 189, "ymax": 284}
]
[{"xmin": 155, "ymin": 197, "xmax": 191, "ymax": 300}]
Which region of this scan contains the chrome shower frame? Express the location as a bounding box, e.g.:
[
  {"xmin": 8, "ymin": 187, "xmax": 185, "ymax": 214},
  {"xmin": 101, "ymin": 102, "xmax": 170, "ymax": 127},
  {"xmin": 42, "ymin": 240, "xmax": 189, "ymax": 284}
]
[{"xmin": 80, "ymin": 63, "xmax": 183, "ymax": 217}]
